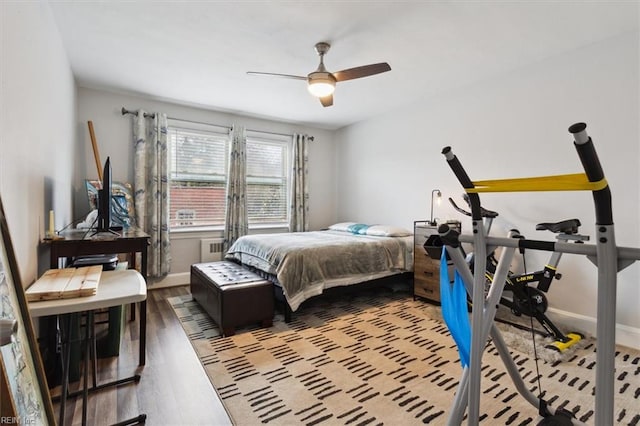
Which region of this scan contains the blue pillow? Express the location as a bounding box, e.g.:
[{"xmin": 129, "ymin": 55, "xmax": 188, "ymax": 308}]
[{"xmin": 347, "ymin": 223, "xmax": 370, "ymax": 234}]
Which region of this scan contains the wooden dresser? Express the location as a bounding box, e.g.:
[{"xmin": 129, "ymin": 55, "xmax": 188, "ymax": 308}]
[{"xmin": 413, "ymin": 220, "xmax": 461, "ymax": 303}]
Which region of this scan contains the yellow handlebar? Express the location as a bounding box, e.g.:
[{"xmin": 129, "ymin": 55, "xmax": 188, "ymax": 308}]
[{"xmin": 466, "ymin": 173, "xmax": 608, "ymax": 193}]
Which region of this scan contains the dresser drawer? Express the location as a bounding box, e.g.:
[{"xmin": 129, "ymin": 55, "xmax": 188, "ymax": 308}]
[
  {"xmin": 414, "ymin": 247, "xmax": 438, "ymax": 277},
  {"xmin": 413, "ymin": 221, "xmax": 461, "ymax": 304},
  {"xmin": 414, "ymin": 225, "xmax": 438, "ymax": 247},
  {"xmin": 413, "ymin": 246, "xmax": 440, "ymax": 302},
  {"xmin": 414, "ymin": 276, "xmax": 440, "ymax": 301}
]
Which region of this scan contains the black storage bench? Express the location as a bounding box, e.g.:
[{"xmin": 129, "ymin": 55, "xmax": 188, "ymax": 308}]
[{"xmin": 190, "ymin": 261, "xmax": 274, "ymax": 336}]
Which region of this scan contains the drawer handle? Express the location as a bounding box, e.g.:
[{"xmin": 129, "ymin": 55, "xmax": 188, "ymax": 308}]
[{"xmin": 423, "ymin": 271, "xmax": 434, "ymax": 277}]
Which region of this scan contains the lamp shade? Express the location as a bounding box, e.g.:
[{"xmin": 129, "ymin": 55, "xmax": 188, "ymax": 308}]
[{"xmin": 307, "ymin": 72, "xmax": 336, "ymax": 97}]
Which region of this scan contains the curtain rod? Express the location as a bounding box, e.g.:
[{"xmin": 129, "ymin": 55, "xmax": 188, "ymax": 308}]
[
  {"xmin": 247, "ymin": 128, "xmax": 314, "ymax": 141},
  {"xmin": 122, "ymin": 107, "xmax": 229, "ymax": 129},
  {"xmin": 121, "ymin": 107, "xmax": 155, "ymax": 118},
  {"xmin": 122, "ymin": 107, "xmax": 314, "ymax": 140}
]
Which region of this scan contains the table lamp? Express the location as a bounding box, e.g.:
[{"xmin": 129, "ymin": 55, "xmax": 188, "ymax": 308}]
[{"xmin": 430, "ymin": 189, "xmax": 441, "ymax": 226}]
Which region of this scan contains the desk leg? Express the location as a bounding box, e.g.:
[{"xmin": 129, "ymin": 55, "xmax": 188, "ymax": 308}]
[
  {"xmin": 58, "ymin": 309, "xmax": 146, "ymax": 425},
  {"xmin": 130, "ymin": 251, "xmax": 137, "ymax": 322},
  {"xmin": 139, "ymin": 244, "xmax": 149, "ymax": 327},
  {"xmin": 139, "ymin": 300, "xmax": 146, "ymax": 366},
  {"xmin": 91, "ymin": 315, "xmax": 97, "ymax": 388},
  {"xmin": 130, "ymin": 303, "xmax": 136, "ymax": 322},
  {"xmin": 82, "ymin": 311, "xmax": 93, "ymax": 426},
  {"xmin": 59, "ymin": 315, "xmax": 71, "ymax": 426}
]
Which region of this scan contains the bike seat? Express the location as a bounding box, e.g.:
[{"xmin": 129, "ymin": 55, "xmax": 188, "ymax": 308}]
[
  {"xmin": 459, "ymin": 193, "xmax": 499, "ymax": 218},
  {"xmin": 535, "ymin": 219, "xmax": 581, "ymax": 234}
]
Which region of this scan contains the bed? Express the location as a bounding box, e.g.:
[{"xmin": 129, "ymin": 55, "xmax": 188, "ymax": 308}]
[{"xmin": 225, "ymin": 222, "xmax": 414, "ymax": 320}]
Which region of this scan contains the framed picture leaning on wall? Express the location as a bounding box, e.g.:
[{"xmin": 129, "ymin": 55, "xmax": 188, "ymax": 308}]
[
  {"xmin": 0, "ymin": 194, "xmax": 55, "ymax": 424},
  {"xmin": 85, "ymin": 180, "xmax": 135, "ymax": 229}
]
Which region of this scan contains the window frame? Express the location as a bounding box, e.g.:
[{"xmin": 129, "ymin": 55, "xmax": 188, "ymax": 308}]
[
  {"xmin": 166, "ymin": 120, "xmax": 293, "ymax": 233},
  {"xmin": 167, "ymin": 119, "xmax": 231, "ymax": 232},
  {"xmin": 245, "ymin": 130, "xmax": 292, "ymax": 228}
]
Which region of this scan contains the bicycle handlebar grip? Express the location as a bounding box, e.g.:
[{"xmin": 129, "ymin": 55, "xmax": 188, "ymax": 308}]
[
  {"xmin": 568, "ymin": 123, "xmax": 613, "ymax": 225},
  {"xmin": 437, "ymin": 223, "xmax": 460, "ymax": 248},
  {"xmin": 441, "ymin": 146, "xmax": 483, "ymax": 221}
]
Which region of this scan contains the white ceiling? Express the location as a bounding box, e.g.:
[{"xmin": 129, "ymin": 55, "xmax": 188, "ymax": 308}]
[{"xmin": 49, "ymin": 1, "xmax": 638, "ymax": 130}]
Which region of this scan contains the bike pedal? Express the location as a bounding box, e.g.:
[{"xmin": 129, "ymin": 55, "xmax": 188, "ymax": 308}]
[{"xmin": 546, "ymin": 332, "xmax": 583, "ymax": 352}]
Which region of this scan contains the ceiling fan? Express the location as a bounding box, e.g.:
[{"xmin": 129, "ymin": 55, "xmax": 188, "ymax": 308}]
[{"xmin": 247, "ymin": 42, "xmax": 391, "ymax": 107}]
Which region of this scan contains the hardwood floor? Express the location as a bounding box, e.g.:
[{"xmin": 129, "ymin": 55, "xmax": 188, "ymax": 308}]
[{"xmin": 51, "ymin": 285, "xmax": 232, "ymax": 426}]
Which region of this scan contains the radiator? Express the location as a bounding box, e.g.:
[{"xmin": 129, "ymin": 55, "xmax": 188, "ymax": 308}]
[{"xmin": 200, "ymin": 238, "xmax": 224, "ymax": 263}]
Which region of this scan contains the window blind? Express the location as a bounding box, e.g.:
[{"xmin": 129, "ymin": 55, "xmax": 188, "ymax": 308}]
[
  {"xmin": 168, "ymin": 126, "xmax": 229, "ymax": 228},
  {"xmin": 246, "ymin": 137, "xmax": 290, "ymax": 225}
]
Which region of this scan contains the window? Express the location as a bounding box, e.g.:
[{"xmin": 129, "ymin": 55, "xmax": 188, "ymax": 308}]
[
  {"xmin": 168, "ymin": 122, "xmax": 230, "ymax": 229},
  {"xmin": 168, "ymin": 121, "xmax": 292, "ymax": 231},
  {"xmin": 246, "ymin": 133, "xmax": 291, "ymax": 226}
]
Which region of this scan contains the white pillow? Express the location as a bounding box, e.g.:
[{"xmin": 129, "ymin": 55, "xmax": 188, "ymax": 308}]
[
  {"xmin": 365, "ymin": 225, "xmax": 412, "ymax": 237},
  {"xmin": 328, "ymin": 223, "xmax": 371, "ymax": 234},
  {"xmin": 328, "ymin": 222, "xmax": 412, "ymax": 237},
  {"xmin": 328, "ymin": 222, "xmax": 358, "ymax": 232}
]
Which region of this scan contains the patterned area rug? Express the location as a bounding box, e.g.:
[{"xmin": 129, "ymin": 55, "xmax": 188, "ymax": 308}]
[{"xmin": 168, "ymin": 288, "xmax": 640, "ymax": 425}]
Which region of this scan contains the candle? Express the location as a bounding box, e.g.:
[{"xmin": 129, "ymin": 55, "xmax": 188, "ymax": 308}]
[{"xmin": 49, "ymin": 210, "xmax": 55, "ymax": 236}]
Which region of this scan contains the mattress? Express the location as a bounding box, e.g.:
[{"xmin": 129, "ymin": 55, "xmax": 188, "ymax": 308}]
[{"xmin": 225, "ymin": 230, "xmax": 413, "ymax": 311}]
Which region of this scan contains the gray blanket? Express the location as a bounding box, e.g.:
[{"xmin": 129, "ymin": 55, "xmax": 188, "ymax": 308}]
[{"xmin": 226, "ymin": 230, "xmax": 413, "ymax": 311}]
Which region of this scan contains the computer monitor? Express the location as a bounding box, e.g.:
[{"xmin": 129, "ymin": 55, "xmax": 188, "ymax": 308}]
[{"xmin": 96, "ymin": 157, "xmax": 112, "ymax": 232}]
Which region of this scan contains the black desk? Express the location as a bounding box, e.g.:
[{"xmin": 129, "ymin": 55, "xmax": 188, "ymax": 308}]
[
  {"xmin": 48, "ymin": 228, "xmax": 150, "ymax": 365},
  {"xmin": 50, "ymin": 228, "xmax": 149, "ymax": 271}
]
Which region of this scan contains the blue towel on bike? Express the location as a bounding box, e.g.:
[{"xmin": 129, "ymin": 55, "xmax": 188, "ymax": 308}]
[{"xmin": 440, "ymin": 249, "xmax": 471, "ymax": 368}]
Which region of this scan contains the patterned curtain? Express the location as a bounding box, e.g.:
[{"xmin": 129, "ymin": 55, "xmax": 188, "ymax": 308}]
[
  {"xmin": 223, "ymin": 126, "xmax": 248, "ymax": 252},
  {"xmin": 133, "ymin": 110, "xmax": 171, "ymax": 277},
  {"xmin": 289, "ymin": 134, "xmax": 310, "ymax": 232}
]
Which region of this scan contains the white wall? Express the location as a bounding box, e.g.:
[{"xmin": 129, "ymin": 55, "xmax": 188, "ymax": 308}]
[
  {"xmin": 0, "ymin": 2, "xmax": 77, "ymax": 286},
  {"xmin": 335, "ymin": 33, "xmax": 639, "ymax": 349},
  {"xmin": 76, "ymin": 88, "xmax": 337, "ymax": 285}
]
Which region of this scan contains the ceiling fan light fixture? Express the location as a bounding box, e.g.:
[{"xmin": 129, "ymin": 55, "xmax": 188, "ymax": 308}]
[
  {"xmin": 247, "ymin": 42, "xmax": 391, "ymax": 107},
  {"xmin": 307, "ymin": 72, "xmax": 336, "ymax": 97},
  {"xmin": 308, "ymin": 82, "xmax": 335, "ymax": 97}
]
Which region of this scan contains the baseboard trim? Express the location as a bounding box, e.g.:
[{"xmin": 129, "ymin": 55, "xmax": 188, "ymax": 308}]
[
  {"xmin": 547, "ymin": 307, "xmax": 640, "ymax": 351},
  {"xmin": 148, "ymin": 272, "xmax": 190, "ymax": 289}
]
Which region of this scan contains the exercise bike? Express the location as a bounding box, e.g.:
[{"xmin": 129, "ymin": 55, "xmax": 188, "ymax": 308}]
[{"xmin": 445, "ymin": 194, "xmax": 585, "ymax": 352}]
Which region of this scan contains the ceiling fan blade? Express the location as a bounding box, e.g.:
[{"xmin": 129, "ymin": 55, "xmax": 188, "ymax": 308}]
[
  {"xmin": 319, "ymin": 94, "xmax": 333, "ymax": 107},
  {"xmin": 332, "ymin": 63, "xmax": 391, "ymax": 82},
  {"xmin": 246, "ymin": 71, "xmax": 307, "ymax": 80}
]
